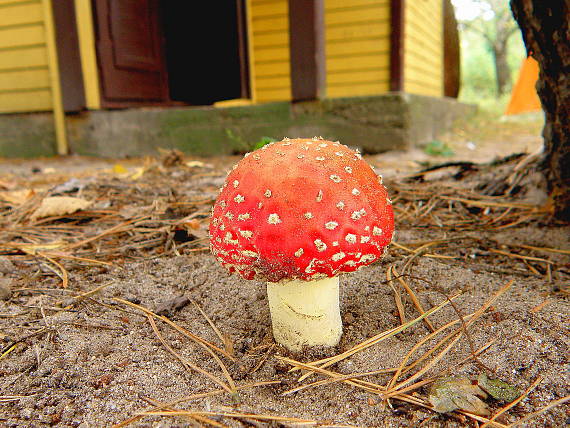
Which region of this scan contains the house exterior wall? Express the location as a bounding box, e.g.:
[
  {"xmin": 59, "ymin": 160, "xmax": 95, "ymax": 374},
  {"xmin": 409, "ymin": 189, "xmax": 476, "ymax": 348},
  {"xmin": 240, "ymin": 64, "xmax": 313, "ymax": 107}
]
[
  {"xmin": 325, "ymin": 0, "xmax": 391, "ymax": 98},
  {"xmin": 247, "ymin": 0, "xmax": 392, "ymax": 102},
  {"xmin": 0, "ymin": 0, "xmax": 446, "ymax": 115},
  {"xmin": 247, "ymin": 0, "xmax": 292, "ymax": 103},
  {"xmin": 403, "ymin": 0, "xmax": 444, "ymax": 97},
  {"xmin": 0, "ymin": 0, "xmax": 52, "ymax": 113}
]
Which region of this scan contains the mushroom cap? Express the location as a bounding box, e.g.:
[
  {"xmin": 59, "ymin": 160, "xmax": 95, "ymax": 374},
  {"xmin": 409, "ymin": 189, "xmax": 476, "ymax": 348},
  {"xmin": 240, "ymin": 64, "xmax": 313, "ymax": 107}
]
[{"xmin": 209, "ymin": 138, "xmax": 394, "ymax": 282}]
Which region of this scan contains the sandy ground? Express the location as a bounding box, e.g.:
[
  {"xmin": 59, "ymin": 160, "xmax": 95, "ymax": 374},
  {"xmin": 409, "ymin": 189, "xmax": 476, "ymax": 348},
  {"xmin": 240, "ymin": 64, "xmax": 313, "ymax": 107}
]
[{"xmin": 0, "ymin": 112, "xmax": 568, "ymax": 427}]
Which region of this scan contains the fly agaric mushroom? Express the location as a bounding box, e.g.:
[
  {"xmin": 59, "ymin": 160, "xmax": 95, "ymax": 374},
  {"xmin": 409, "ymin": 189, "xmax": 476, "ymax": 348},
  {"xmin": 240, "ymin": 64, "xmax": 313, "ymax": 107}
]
[{"xmin": 209, "ymin": 137, "xmax": 394, "ymax": 351}]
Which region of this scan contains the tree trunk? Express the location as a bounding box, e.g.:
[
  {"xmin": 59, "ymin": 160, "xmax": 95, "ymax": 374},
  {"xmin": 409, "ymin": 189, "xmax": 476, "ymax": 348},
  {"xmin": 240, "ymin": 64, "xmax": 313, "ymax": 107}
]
[
  {"xmin": 510, "ymin": 0, "xmax": 570, "ymax": 220},
  {"xmin": 491, "ymin": 42, "xmax": 511, "ymax": 96}
]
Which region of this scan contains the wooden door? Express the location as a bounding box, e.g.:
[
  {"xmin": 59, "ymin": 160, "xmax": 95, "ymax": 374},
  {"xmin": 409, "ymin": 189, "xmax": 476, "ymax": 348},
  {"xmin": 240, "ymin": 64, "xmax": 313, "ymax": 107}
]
[{"xmin": 93, "ymin": 0, "xmax": 169, "ymax": 106}]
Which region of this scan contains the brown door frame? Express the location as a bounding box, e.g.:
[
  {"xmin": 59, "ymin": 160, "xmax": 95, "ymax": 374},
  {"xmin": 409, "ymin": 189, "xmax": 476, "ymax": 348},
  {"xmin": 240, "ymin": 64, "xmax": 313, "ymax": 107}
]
[
  {"xmin": 288, "ymin": 0, "xmax": 326, "ymax": 101},
  {"xmin": 236, "ymin": 0, "xmax": 251, "ymax": 99},
  {"xmin": 390, "ymin": 0, "xmax": 405, "ymax": 92},
  {"xmin": 51, "ymin": 0, "xmax": 87, "ymax": 112}
]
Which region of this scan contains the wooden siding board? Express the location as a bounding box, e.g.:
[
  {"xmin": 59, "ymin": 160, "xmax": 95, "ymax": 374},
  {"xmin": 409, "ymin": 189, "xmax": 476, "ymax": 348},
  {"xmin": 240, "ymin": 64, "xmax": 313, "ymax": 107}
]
[
  {"xmin": 0, "ymin": 2, "xmax": 43, "ymax": 27},
  {"xmin": 327, "ymin": 52, "xmax": 389, "ymax": 72},
  {"xmin": 0, "ymin": 67, "xmax": 49, "ymax": 91},
  {"xmin": 0, "ymin": 24, "xmax": 44, "ymax": 49},
  {"xmin": 0, "ymin": 0, "xmax": 39, "ymax": 5},
  {"xmin": 254, "ymin": 31, "xmax": 288, "ymax": 47},
  {"xmin": 0, "ymin": 88, "xmax": 51, "ymax": 112},
  {"xmin": 251, "ymin": 0, "xmax": 283, "ymax": 6},
  {"xmin": 0, "ymin": 0, "xmax": 52, "ymax": 112},
  {"xmin": 256, "ymin": 87, "xmax": 290, "ymax": 101},
  {"xmin": 0, "ymin": 46, "xmax": 48, "ymax": 70},
  {"xmin": 408, "ymin": 0, "xmax": 442, "ymax": 24},
  {"xmin": 406, "ymin": 7, "xmax": 441, "ymax": 46},
  {"xmin": 250, "ymin": 1, "xmax": 287, "ymax": 17},
  {"xmin": 327, "ymin": 81, "xmax": 389, "ymax": 97},
  {"xmin": 252, "ymin": 46, "xmax": 289, "ymax": 61},
  {"xmin": 325, "ymin": 4, "xmax": 389, "ymax": 25},
  {"xmin": 327, "ymin": 37, "xmax": 389, "ymax": 57},
  {"xmin": 405, "ymin": 80, "xmax": 440, "ymax": 96},
  {"xmin": 405, "ymin": 66, "xmax": 442, "ymax": 87},
  {"xmin": 326, "ymin": 0, "xmax": 389, "ymax": 10},
  {"xmin": 403, "ymin": 0, "xmax": 443, "ymax": 96},
  {"xmin": 251, "ymin": 15, "xmax": 288, "ymax": 32},
  {"xmin": 328, "ymin": 67, "xmax": 388, "ymax": 84},
  {"xmin": 325, "ymin": 0, "xmax": 390, "ymax": 98},
  {"xmin": 250, "ymin": 0, "xmax": 394, "ymax": 102},
  {"xmin": 326, "ymin": 20, "xmax": 389, "ymax": 41},
  {"xmin": 404, "ymin": 53, "xmax": 441, "ymax": 72},
  {"xmin": 254, "ymin": 61, "xmax": 290, "ymax": 75},
  {"xmin": 248, "ymin": 0, "xmax": 291, "ymax": 102},
  {"xmin": 404, "ymin": 48, "xmax": 441, "ymax": 71},
  {"xmin": 405, "ymin": 32, "xmax": 442, "ymax": 58}
]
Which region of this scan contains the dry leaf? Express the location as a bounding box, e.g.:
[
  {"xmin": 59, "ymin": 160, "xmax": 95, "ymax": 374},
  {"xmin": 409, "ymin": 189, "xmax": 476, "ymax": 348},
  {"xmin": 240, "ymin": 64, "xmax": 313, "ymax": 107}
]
[
  {"xmin": 185, "ymin": 160, "xmax": 205, "ymax": 168},
  {"xmin": 31, "ymin": 196, "xmax": 91, "ymax": 220},
  {"xmin": 0, "ymin": 189, "xmax": 36, "ymax": 205},
  {"xmin": 185, "ymin": 160, "xmax": 213, "ymax": 169},
  {"xmin": 182, "ymin": 220, "xmax": 208, "ymax": 240},
  {"xmin": 129, "ymin": 167, "xmax": 145, "ymax": 180},
  {"xmin": 113, "ymin": 164, "xmax": 128, "ymax": 174},
  {"xmin": 160, "ymin": 149, "xmax": 185, "ymax": 167},
  {"xmin": 0, "ymin": 179, "xmax": 16, "ymax": 190},
  {"xmin": 429, "ymin": 377, "xmax": 490, "ymax": 416},
  {"xmin": 16, "ymin": 241, "xmax": 67, "ymax": 255}
]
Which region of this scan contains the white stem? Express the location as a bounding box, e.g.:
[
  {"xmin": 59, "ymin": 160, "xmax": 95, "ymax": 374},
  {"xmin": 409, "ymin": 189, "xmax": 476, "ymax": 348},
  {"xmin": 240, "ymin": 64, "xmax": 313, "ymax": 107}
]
[{"xmin": 266, "ymin": 276, "xmax": 342, "ymax": 351}]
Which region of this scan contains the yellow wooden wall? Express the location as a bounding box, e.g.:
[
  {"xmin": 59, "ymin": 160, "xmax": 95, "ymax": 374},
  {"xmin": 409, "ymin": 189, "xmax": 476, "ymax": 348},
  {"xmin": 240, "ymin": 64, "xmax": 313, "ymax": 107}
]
[
  {"xmin": 0, "ymin": 0, "xmax": 53, "ymax": 113},
  {"xmin": 0, "ymin": 0, "xmax": 445, "ymax": 116},
  {"xmin": 403, "ymin": 0, "xmax": 444, "ymax": 96},
  {"xmin": 247, "ymin": 0, "xmax": 292, "ymax": 103},
  {"xmin": 325, "ymin": 0, "xmax": 391, "ymax": 98}
]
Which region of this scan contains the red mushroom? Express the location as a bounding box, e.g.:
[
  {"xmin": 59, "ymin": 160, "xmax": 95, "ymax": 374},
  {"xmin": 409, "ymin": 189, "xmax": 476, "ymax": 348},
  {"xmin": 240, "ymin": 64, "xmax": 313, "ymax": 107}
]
[{"xmin": 209, "ymin": 137, "xmax": 394, "ymax": 351}]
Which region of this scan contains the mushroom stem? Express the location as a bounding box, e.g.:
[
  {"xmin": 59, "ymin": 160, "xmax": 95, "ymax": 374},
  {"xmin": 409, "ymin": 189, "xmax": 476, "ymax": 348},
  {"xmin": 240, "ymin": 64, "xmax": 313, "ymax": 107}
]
[{"xmin": 267, "ymin": 276, "xmax": 342, "ymax": 351}]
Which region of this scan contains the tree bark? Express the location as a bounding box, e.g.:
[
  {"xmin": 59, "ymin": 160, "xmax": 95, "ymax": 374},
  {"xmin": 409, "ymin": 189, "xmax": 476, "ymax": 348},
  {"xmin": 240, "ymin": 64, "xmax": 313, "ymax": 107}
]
[
  {"xmin": 510, "ymin": 0, "xmax": 570, "ymax": 220},
  {"xmin": 492, "ymin": 42, "xmax": 511, "ymax": 96}
]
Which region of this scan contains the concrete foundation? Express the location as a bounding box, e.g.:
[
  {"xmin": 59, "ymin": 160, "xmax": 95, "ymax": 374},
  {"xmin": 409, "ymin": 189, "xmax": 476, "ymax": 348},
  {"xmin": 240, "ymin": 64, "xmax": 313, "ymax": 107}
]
[{"xmin": 0, "ymin": 93, "xmax": 475, "ymax": 158}]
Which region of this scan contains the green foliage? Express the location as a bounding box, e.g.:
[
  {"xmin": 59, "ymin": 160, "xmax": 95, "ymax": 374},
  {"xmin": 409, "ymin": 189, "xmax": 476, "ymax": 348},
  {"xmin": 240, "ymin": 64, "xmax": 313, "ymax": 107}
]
[
  {"xmin": 252, "ymin": 136, "xmax": 277, "ymax": 151},
  {"xmin": 455, "ymin": 0, "xmax": 527, "ymax": 108},
  {"xmin": 477, "ymin": 373, "xmax": 521, "ymax": 402},
  {"xmin": 459, "ymin": 30, "xmax": 526, "ymax": 101},
  {"xmin": 225, "ymin": 129, "xmax": 277, "ymax": 153},
  {"xmin": 422, "ymin": 140, "xmax": 455, "ymax": 157}
]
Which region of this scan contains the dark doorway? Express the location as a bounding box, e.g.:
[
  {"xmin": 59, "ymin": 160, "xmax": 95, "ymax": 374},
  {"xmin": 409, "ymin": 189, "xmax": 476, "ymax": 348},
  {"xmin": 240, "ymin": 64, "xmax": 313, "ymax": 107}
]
[{"xmin": 160, "ymin": 0, "xmax": 250, "ymax": 105}]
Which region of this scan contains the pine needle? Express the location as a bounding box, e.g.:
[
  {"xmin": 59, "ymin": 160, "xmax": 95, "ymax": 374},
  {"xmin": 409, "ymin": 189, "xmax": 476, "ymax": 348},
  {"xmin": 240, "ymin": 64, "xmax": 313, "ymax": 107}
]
[
  {"xmin": 294, "ymin": 295, "xmax": 457, "ymax": 381},
  {"xmin": 138, "ymin": 410, "xmax": 320, "ymax": 425},
  {"xmin": 113, "ymin": 297, "xmax": 233, "ymax": 360},
  {"xmin": 190, "ymin": 299, "xmax": 234, "ymax": 357},
  {"xmin": 509, "ymin": 395, "xmax": 570, "ymax": 427},
  {"xmin": 146, "ymin": 314, "xmax": 232, "ymax": 393},
  {"xmin": 387, "ymin": 265, "xmax": 406, "ymax": 324},
  {"xmin": 392, "ymin": 266, "xmax": 435, "ymax": 332}
]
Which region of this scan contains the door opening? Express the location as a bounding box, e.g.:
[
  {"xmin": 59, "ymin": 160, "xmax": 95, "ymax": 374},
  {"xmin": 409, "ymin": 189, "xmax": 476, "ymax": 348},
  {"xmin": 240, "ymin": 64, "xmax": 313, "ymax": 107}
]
[{"xmin": 160, "ymin": 0, "xmax": 250, "ymax": 105}]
